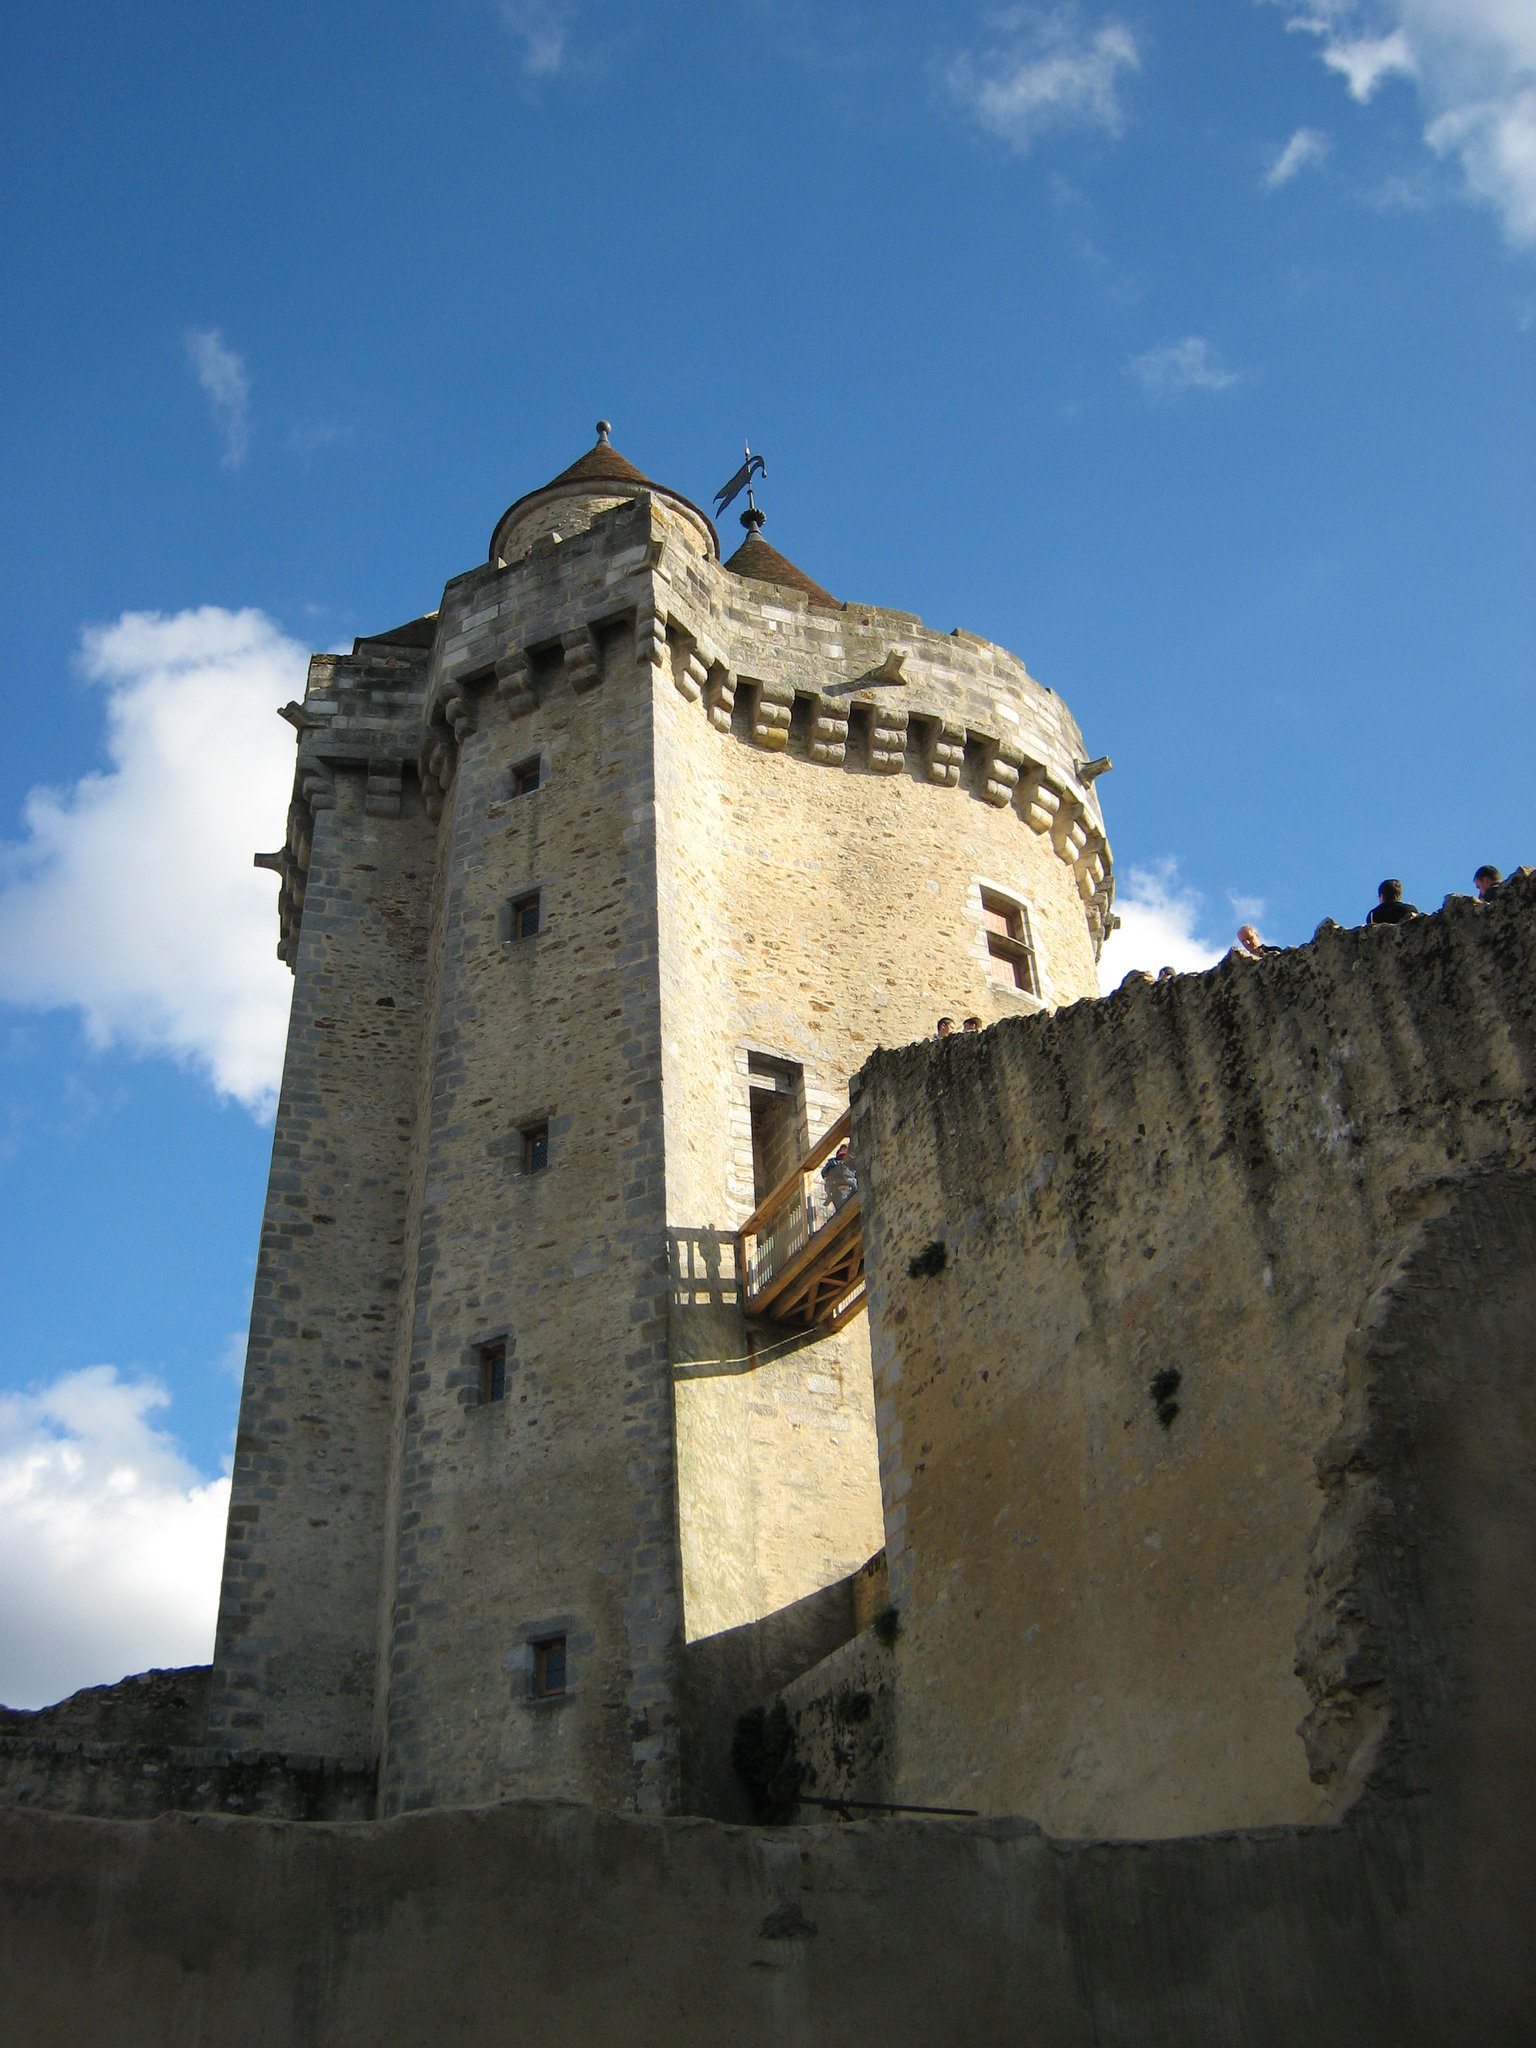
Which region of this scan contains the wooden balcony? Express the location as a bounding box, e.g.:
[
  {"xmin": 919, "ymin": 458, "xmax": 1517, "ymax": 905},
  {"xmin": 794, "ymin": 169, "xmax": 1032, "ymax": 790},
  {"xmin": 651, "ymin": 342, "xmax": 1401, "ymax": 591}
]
[{"xmin": 738, "ymin": 1107, "xmax": 866, "ymax": 1332}]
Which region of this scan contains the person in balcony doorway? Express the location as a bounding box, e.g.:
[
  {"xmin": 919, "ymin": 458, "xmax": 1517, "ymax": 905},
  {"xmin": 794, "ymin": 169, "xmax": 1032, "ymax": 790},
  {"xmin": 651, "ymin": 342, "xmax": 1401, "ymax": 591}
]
[{"xmin": 822, "ymin": 1143, "xmax": 857, "ymax": 1212}]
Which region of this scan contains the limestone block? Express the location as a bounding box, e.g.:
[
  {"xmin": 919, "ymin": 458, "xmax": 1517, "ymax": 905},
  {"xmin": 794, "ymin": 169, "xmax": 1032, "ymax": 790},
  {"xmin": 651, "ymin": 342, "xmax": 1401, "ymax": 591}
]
[
  {"xmin": 425, "ymin": 730, "xmax": 456, "ymax": 797},
  {"xmin": 1076, "ymin": 837, "xmax": 1107, "ymax": 902},
  {"xmin": 366, "ymin": 764, "xmax": 404, "ymax": 819},
  {"xmin": 635, "ymin": 603, "xmax": 668, "ymax": 669},
  {"xmin": 672, "ymin": 646, "xmax": 706, "ymax": 704},
  {"xmin": 924, "ymin": 719, "xmax": 965, "ymax": 788},
  {"xmin": 750, "ymin": 678, "xmax": 793, "ymax": 752},
  {"xmin": 1016, "ymin": 770, "xmax": 1060, "ymax": 836},
  {"xmin": 811, "ymin": 697, "xmax": 849, "ymax": 765},
  {"xmin": 981, "ymin": 739, "xmax": 1025, "ymax": 808},
  {"xmin": 1052, "ymin": 799, "xmax": 1089, "ymax": 865},
  {"xmin": 562, "ymin": 628, "xmax": 601, "ymax": 695},
  {"xmin": 495, "ymin": 652, "xmax": 536, "ymax": 719},
  {"xmin": 704, "ymin": 665, "xmax": 736, "ymax": 733},
  {"xmin": 868, "ymin": 704, "xmax": 908, "ymax": 774}
]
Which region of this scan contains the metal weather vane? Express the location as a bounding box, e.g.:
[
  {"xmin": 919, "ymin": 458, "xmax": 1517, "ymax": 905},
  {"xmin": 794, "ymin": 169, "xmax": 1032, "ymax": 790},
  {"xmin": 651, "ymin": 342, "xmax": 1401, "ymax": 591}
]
[{"xmin": 714, "ymin": 441, "xmax": 767, "ymax": 531}]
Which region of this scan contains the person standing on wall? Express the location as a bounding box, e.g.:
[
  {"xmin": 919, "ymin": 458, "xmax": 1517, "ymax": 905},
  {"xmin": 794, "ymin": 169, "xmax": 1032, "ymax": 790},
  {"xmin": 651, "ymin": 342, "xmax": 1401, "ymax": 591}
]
[{"xmin": 1366, "ymin": 879, "xmax": 1419, "ymax": 926}]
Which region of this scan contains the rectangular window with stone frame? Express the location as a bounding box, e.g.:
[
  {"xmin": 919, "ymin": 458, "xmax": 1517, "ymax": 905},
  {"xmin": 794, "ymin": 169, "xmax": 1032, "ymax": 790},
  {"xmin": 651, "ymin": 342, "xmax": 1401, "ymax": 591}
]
[
  {"xmin": 980, "ymin": 888, "xmax": 1040, "ymax": 995},
  {"xmin": 477, "ymin": 1338, "xmax": 507, "ymax": 1405},
  {"xmin": 504, "ymin": 891, "xmax": 540, "ymax": 942},
  {"xmin": 532, "ymin": 1635, "xmax": 567, "ymax": 1699}
]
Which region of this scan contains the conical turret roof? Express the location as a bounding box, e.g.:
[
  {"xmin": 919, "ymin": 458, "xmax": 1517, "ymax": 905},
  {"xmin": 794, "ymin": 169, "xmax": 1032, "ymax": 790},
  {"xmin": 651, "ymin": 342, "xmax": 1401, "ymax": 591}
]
[
  {"xmin": 544, "ymin": 437, "xmax": 657, "ymax": 492},
  {"xmin": 724, "ymin": 529, "xmax": 839, "ymax": 611},
  {"xmin": 489, "ymin": 423, "xmax": 719, "ymax": 565}
]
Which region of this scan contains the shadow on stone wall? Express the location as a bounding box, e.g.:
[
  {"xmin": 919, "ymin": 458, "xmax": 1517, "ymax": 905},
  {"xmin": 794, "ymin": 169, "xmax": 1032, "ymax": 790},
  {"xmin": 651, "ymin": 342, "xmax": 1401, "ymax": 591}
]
[{"xmin": 3, "ymin": 1175, "xmax": 1532, "ymax": 2043}]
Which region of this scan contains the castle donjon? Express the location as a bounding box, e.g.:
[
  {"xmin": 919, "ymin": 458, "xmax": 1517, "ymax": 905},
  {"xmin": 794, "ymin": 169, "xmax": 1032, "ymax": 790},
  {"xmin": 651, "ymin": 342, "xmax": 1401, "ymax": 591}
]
[
  {"xmin": 213, "ymin": 424, "xmax": 1114, "ymax": 1817},
  {"xmin": 4, "ymin": 429, "xmax": 1532, "ymax": 2047}
]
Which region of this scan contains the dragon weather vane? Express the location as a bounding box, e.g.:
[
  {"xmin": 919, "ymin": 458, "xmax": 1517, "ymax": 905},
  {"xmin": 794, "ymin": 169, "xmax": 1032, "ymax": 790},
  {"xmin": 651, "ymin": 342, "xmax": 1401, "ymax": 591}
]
[{"xmin": 714, "ymin": 442, "xmax": 768, "ymax": 535}]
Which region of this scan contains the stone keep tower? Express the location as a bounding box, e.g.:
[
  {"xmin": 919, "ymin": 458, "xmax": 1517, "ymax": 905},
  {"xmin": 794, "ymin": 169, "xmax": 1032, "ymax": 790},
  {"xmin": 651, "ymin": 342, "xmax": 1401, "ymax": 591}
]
[{"xmin": 211, "ymin": 427, "xmax": 1115, "ymax": 1816}]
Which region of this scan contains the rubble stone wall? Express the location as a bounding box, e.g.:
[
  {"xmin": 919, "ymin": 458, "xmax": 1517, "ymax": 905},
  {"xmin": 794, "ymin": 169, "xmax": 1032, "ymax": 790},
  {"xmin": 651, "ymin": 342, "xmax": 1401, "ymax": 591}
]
[{"xmin": 846, "ymin": 880, "xmax": 1536, "ymax": 1836}]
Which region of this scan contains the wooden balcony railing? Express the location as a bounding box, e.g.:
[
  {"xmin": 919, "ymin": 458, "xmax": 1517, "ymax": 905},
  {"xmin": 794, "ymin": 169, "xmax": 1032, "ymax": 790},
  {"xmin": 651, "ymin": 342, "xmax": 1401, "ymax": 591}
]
[{"xmin": 737, "ymin": 1106, "xmax": 866, "ymax": 1332}]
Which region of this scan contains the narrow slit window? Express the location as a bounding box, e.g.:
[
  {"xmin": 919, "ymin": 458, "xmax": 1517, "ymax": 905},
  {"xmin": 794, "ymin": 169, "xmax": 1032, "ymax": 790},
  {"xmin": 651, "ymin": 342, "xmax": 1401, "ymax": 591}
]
[
  {"xmin": 533, "ymin": 1635, "xmax": 567, "ymax": 1698},
  {"xmin": 510, "ymin": 891, "xmax": 541, "ymax": 941},
  {"xmin": 522, "ymin": 1122, "xmax": 549, "ymax": 1174},
  {"xmin": 980, "ymin": 889, "xmax": 1040, "ymax": 994},
  {"xmin": 511, "ymin": 756, "xmax": 541, "ymax": 799},
  {"xmin": 478, "ymin": 1338, "xmax": 507, "ymax": 1405}
]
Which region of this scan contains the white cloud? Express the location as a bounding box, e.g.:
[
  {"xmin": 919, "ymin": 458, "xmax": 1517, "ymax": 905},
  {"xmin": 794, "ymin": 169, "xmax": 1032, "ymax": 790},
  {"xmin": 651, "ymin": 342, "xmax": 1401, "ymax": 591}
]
[
  {"xmin": 945, "ymin": 5, "xmax": 1141, "ymax": 154},
  {"xmin": 1097, "ymin": 861, "xmax": 1226, "ymax": 993},
  {"xmin": 0, "ymin": 1367, "xmax": 228, "ymax": 1709},
  {"xmin": 499, "ymin": 0, "xmax": 577, "ymax": 76},
  {"xmin": 1318, "ymin": 27, "xmax": 1418, "ymax": 99},
  {"xmin": 1266, "ymin": 125, "xmax": 1335, "ymax": 186},
  {"xmin": 1127, "ymin": 335, "xmax": 1242, "ymax": 394},
  {"xmin": 184, "ymin": 329, "xmax": 251, "ymax": 469},
  {"xmin": 1276, "ymin": 2, "xmax": 1536, "ymax": 245},
  {"xmin": 0, "ymin": 608, "xmax": 301, "ymax": 1115}
]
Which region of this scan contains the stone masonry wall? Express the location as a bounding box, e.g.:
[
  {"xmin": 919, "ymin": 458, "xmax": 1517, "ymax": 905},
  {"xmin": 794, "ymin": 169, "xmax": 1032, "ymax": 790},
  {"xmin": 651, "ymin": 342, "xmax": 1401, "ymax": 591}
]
[
  {"xmin": 209, "ymin": 640, "xmax": 434, "ymax": 1763},
  {"xmin": 8, "ymin": 941, "xmax": 1535, "ymax": 2040},
  {"xmin": 371, "ymin": 600, "xmax": 680, "ymax": 1816},
  {"xmin": 654, "ymin": 628, "xmax": 1099, "ymax": 1651},
  {"xmin": 846, "ymin": 879, "xmax": 1535, "ymax": 1836},
  {"xmin": 213, "ymin": 480, "xmax": 1116, "ymax": 1816}
]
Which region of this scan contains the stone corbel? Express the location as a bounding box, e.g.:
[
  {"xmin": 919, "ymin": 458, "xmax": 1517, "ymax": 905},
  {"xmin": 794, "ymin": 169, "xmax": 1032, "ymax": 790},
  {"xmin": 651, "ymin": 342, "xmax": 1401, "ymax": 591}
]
[
  {"xmin": 1052, "ymin": 795, "xmax": 1089, "ymax": 866},
  {"xmin": 924, "ymin": 718, "xmax": 965, "ymax": 787},
  {"xmin": 562, "ymin": 627, "xmax": 601, "ymax": 695},
  {"xmin": 495, "ymin": 651, "xmax": 536, "ymax": 719},
  {"xmin": 301, "ymin": 767, "xmax": 337, "ymax": 813},
  {"xmin": 1075, "ymin": 834, "xmax": 1107, "ymax": 903},
  {"xmin": 437, "ymin": 679, "xmax": 478, "ymax": 742},
  {"xmin": 419, "ymin": 723, "xmax": 455, "ymax": 822},
  {"xmin": 704, "ymin": 663, "xmax": 736, "ymax": 733},
  {"xmin": 366, "ymin": 762, "xmax": 404, "ymax": 819},
  {"xmin": 867, "ymin": 703, "xmax": 908, "ymax": 774},
  {"xmin": 750, "ymin": 677, "xmax": 793, "ymax": 751},
  {"xmin": 1016, "ymin": 768, "xmax": 1061, "ymax": 836},
  {"xmin": 980, "ymin": 738, "xmax": 1025, "ymax": 808},
  {"xmin": 635, "ymin": 603, "xmax": 668, "ymax": 669},
  {"xmin": 811, "ymin": 696, "xmax": 849, "ymax": 765},
  {"xmin": 670, "ymin": 639, "xmax": 707, "ymax": 703}
]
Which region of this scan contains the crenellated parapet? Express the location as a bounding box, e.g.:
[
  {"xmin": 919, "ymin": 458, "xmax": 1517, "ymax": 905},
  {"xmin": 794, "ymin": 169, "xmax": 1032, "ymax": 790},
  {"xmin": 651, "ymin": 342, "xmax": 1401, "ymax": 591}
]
[
  {"xmin": 412, "ymin": 493, "xmax": 1117, "ymax": 956},
  {"xmin": 263, "ymin": 636, "xmax": 430, "ymax": 967},
  {"xmin": 266, "ymin": 482, "xmax": 1116, "ymax": 969}
]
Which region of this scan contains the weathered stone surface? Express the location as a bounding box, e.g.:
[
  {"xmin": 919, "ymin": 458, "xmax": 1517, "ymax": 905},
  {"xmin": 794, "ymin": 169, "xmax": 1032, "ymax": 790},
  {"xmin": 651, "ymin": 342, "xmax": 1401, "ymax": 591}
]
[
  {"xmin": 835, "ymin": 879, "xmax": 1536, "ymax": 1837},
  {"xmin": 206, "ymin": 469, "xmax": 1110, "ymax": 1821}
]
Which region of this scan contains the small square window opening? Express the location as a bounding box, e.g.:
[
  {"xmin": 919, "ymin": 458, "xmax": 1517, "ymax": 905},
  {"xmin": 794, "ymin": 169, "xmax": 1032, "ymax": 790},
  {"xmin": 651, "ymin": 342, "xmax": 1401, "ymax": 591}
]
[
  {"xmin": 533, "ymin": 1635, "xmax": 567, "ymax": 1698},
  {"xmin": 512, "ymin": 757, "xmax": 541, "ymax": 799},
  {"xmin": 511, "ymin": 892, "xmax": 541, "ymax": 941},
  {"xmin": 980, "ymin": 889, "xmax": 1040, "ymax": 995},
  {"xmin": 522, "ymin": 1123, "xmax": 549, "ymax": 1174},
  {"xmin": 478, "ymin": 1338, "xmax": 507, "ymax": 1405}
]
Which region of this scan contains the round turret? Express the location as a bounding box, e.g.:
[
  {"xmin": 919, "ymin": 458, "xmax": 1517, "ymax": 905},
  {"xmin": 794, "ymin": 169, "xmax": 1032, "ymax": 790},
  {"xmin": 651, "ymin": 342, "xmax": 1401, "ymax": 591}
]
[{"xmin": 489, "ymin": 422, "xmax": 720, "ymax": 566}]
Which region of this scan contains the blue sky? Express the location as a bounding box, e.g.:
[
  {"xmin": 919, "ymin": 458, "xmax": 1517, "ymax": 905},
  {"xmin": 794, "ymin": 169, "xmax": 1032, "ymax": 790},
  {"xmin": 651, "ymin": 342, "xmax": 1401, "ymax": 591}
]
[{"xmin": 0, "ymin": 0, "xmax": 1531, "ymax": 1704}]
